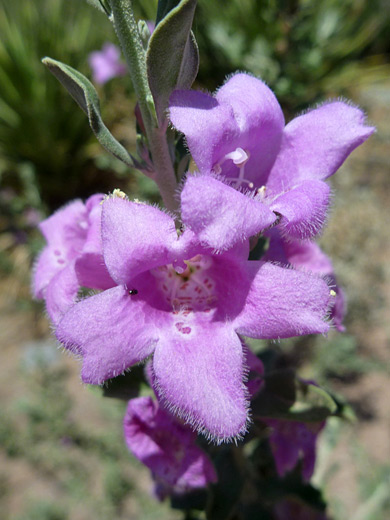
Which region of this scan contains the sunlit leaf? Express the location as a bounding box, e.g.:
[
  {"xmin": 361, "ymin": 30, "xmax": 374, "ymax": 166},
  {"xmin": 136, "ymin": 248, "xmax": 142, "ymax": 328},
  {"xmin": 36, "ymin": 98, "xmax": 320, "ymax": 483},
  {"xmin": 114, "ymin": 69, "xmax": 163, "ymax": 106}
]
[
  {"xmin": 43, "ymin": 57, "xmax": 134, "ymax": 167},
  {"xmin": 147, "ymin": 0, "xmax": 199, "ymax": 124}
]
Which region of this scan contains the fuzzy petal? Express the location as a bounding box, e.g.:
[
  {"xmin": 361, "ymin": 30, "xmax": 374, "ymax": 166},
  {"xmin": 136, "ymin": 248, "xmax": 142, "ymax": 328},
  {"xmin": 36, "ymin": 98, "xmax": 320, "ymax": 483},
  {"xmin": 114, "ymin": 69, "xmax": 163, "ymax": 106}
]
[
  {"xmin": 38, "ymin": 199, "xmax": 86, "ymax": 245},
  {"xmin": 56, "ymin": 286, "xmax": 161, "ymax": 384},
  {"xmin": 169, "ymin": 89, "xmax": 240, "ymax": 173},
  {"xmin": 265, "ymin": 419, "xmax": 324, "ymax": 481},
  {"xmin": 152, "ymin": 320, "xmax": 248, "ymax": 442},
  {"xmin": 45, "ymin": 263, "xmax": 79, "ymax": 325},
  {"xmin": 243, "ymin": 343, "xmax": 265, "ymax": 397},
  {"xmin": 181, "ymin": 174, "xmax": 276, "ymax": 250},
  {"xmin": 215, "ymin": 73, "xmax": 284, "ymax": 185},
  {"xmin": 82, "ymin": 195, "xmax": 105, "ymax": 255},
  {"xmin": 75, "ymin": 195, "xmax": 115, "ymax": 290},
  {"xmin": 264, "ymin": 231, "xmax": 334, "ymax": 274},
  {"xmin": 264, "ymin": 232, "xmax": 346, "ymax": 331},
  {"xmin": 33, "ymin": 200, "xmax": 87, "ymax": 298},
  {"xmin": 124, "ymin": 397, "xmax": 217, "ymax": 496},
  {"xmin": 75, "ymin": 253, "xmax": 114, "ymax": 290},
  {"xmin": 269, "ymin": 180, "xmax": 331, "ymax": 239},
  {"xmin": 234, "ymin": 262, "xmax": 331, "ymax": 338},
  {"xmin": 102, "ymin": 198, "xmax": 189, "ymax": 285},
  {"xmin": 267, "ymin": 101, "xmax": 375, "ymax": 194}
]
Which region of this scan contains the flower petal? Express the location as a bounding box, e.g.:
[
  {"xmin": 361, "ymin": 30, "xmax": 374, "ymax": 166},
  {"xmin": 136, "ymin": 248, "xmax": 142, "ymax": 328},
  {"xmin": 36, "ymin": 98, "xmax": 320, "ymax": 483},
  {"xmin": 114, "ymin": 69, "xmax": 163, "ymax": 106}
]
[
  {"xmin": 264, "ymin": 232, "xmax": 346, "ymax": 331},
  {"xmin": 181, "ymin": 174, "xmax": 276, "ymax": 250},
  {"xmin": 234, "ymin": 262, "xmax": 331, "ymax": 338},
  {"xmin": 169, "ymin": 89, "xmax": 239, "ymax": 173},
  {"xmin": 266, "ymin": 101, "xmax": 375, "ymax": 194},
  {"xmin": 102, "ymin": 197, "xmax": 190, "ymax": 285},
  {"xmin": 152, "ymin": 320, "xmax": 248, "ymax": 442},
  {"xmin": 264, "ymin": 230, "xmax": 334, "ymax": 274},
  {"xmin": 75, "ymin": 194, "xmax": 115, "ymax": 290},
  {"xmin": 124, "ymin": 396, "xmax": 217, "ymax": 496},
  {"xmin": 33, "ymin": 200, "xmax": 87, "ymax": 298},
  {"xmin": 269, "ymin": 180, "xmax": 331, "ymax": 238},
  {"xmin": 56, "ymin": 285, "xmax": 162, "ymax": 384},
  {"xmin": 75, "ymin": 253, "xmax": 114, "ymax": 290},
  {"xmin": 216, "ymin": 73, "xmax": 284, "ymax": 185},
  {"xmin": 45, "ymin": 263, "xmax": 79, "ymax": 325}
]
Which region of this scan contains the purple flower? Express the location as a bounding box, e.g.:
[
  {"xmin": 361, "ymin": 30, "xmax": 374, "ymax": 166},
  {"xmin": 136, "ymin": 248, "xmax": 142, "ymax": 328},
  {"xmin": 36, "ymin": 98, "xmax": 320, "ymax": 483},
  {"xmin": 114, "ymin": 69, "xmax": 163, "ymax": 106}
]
[
  {"xmin": 33, "ymin": 194, "xmax": 113, "ymax": 324},
  {"xmin": 263, "ymin": 228, "xmax": 346, "ymax": 331},
  {"xmin": 124, "ymin": 396, "xmax": 217, "ymax": 499},
  {"xmin": 244, "ymin": 343, "xmax": 265, "ymax": 398},
  {"xmin": 264, "ymin": 418, "xmax": 324, "ymax": 481},
  {"xmin": 274, "ymin": 498, "xmax": 328, "ymax": 520},
  {"xmin": 88, "ymin": 43, "xmax": 127, "ymax": 85},
  {"xmin": 56, "ymin": 195, "xmax": 332, "ymax": 442},
  {"xmin": 169, "ymin": 73, "xmax": 374, "ymax": 244}
]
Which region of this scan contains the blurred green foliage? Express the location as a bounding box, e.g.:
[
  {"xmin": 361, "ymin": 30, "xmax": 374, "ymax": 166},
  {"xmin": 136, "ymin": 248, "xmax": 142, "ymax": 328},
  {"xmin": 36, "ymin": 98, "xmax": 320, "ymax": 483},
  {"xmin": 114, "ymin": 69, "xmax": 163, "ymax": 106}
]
[
  {"xmin": 0, "ymin": 358, "xmax": 178, "ymax": 520},
  {"xmin": 0, "ymin": 0, "xmax": 124, "ymax": 212},
  {"xmin": 194, "ymin": 0, "xmax": 390, "ymax": 113}
]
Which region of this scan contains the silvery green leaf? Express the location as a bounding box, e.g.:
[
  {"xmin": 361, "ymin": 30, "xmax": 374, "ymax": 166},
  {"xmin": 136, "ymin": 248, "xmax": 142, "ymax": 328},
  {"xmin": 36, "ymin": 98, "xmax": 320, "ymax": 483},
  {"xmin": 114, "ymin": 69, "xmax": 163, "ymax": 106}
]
[
  {"xmin": 147, "ymin": 0, "xmax": 199, "ymax": 125},
  {"xmin": 42, "ymin": 57, "xmax": 134, "ymax": 167}
]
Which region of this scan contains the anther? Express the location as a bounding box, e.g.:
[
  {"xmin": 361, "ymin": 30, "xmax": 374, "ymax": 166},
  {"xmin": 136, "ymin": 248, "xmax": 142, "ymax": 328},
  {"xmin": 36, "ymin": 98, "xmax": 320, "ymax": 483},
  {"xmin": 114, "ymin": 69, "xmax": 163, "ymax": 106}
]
[
  {"xmin": 225, "ymin": 147, "xmax": 249, "ymax": 167},
  {"xmin": 112, "ymin": 188, "xmax": 127, "ymax": 199},
  {"xmin": 128, "ymin": 289, "xmax": 138, "ymax": 295}
]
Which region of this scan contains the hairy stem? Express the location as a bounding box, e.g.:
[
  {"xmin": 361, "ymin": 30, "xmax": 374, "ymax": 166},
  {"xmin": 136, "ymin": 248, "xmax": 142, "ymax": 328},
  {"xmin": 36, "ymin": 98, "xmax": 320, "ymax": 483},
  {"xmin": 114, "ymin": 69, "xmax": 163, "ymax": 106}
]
[{"xmin": 109, "ymin": 0, "xmax": 179, "ymax": 212}]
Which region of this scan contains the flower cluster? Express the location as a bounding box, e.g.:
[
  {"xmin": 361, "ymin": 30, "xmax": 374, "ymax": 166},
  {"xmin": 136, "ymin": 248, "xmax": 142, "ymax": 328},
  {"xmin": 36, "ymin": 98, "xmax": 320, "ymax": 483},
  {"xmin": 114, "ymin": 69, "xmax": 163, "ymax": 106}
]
[{"xmin": 33, "ymin": 72, "xmax": 373, "ymax": 497}]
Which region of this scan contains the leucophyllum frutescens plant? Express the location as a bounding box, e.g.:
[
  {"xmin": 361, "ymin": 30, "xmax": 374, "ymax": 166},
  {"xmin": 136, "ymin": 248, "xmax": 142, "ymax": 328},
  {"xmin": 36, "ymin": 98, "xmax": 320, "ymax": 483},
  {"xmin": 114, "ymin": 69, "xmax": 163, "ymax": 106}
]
[{"xmin": 33, "ymin": 0, "xmax": 374, "ymax": 517}]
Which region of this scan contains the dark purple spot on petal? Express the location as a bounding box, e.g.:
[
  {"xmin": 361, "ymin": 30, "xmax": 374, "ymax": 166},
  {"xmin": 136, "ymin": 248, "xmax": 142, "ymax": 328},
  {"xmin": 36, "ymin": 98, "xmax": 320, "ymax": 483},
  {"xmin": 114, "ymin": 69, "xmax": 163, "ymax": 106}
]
[{"xmin": 175, "ymin": 322, "xmax": 192, "ymax": 335}]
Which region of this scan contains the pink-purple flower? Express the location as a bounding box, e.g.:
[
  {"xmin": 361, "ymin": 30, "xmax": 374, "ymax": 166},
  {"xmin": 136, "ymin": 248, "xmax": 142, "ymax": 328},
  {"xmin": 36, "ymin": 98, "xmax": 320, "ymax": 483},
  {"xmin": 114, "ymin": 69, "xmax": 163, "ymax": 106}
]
[
  {"xmin": 124, "ymin": 396, "xmax": 217, "ymax": 499},
  {"xmin": 170, "ymin": 73, "xmax": 374, "ymax": 246},
  {"xmin": 274, "ymin": 497, "xmax": 328, "ymax": 520},
  {"xmin": 55, "ymin": 194, "xmax": 332, "ymax": 442},
  {"xmin": 263, "ymin": 228, "xmax": 346, "ymax": 331},
  {"xmin": 88, "ymin": 43, "xmax": 127, "ymax": 85},
  {"xmin": 33, "ymin": 194, "xmax": 113, "ymax": 323},
  {"xmin": 264, "ymin": 418, "xmax": 325, "ymax": 481}
]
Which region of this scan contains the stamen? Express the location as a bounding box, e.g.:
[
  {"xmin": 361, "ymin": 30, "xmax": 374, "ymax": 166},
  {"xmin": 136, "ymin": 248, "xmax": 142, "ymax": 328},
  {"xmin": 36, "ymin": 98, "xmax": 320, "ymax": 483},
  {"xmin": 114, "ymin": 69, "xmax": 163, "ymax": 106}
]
[
  {"xmin": 224, "ymin": 177, "xmax": 254, "ymax": 189},
  {"xmin": 212, "ymin": 148, "xmax": 254, "ymax": 190},
  {"xmin": 224, "ymin": 147, "xmax": 249, "ymax": 167},
  {"xmin": 151, "ymin": 255, "xmax": 216, "ymax": 311}
]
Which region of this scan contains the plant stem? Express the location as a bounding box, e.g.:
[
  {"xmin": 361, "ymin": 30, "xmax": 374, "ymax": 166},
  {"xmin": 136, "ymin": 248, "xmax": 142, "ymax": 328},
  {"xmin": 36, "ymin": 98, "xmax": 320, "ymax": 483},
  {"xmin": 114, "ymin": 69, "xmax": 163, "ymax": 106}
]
[{"xmin": 109, "ymin": 0, "xmax": 179, "ymax": 212}]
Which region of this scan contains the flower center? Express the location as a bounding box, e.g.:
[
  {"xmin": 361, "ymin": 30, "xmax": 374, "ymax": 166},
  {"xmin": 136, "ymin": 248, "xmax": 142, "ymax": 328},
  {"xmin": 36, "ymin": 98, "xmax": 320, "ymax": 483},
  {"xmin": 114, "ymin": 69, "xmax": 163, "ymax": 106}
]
[{"xmin": 151, "ymin": 254, "xmax": 217, "ymax": 313}]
